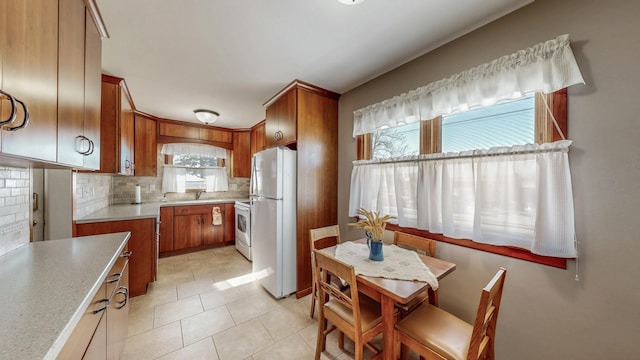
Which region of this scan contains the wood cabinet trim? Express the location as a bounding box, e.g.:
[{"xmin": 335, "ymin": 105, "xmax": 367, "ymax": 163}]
[
  {"xmin": 263, "ymin": 79, "xmax": 340, "ymax": 108},
  {"xmin": 84, "ymin": 0, "xmax": 109, "ymax": 38}
]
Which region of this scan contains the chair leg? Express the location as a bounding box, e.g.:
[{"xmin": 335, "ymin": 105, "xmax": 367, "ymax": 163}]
[
  {"xmin": 400, "ymin": 343, "xmax": 409, "ymax": 360},
  {"xmin": 354, "ymin": 343, "xmax": 363, "ymax": 360},
  {"xmin": 338, "ymin": 331, "xmax": 344, "ymax": 349},
  {"xmin": 315, "ymin": 318, "xmax": 327, "ymax": 360},
  {"xmin": 309, "ymin": 294, "xmax": 316, "ymax": 318}
]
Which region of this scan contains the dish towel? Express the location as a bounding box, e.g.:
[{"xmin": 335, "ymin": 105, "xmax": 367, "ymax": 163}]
[{"xmin": 334, "ymin": 241, "xmax": 439, "ymax": 290}]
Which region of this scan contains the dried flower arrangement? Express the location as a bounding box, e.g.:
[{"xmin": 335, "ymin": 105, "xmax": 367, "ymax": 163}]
[{"xmin": 348, "ymin": 208, "xmax": 395, "ymax": 242}]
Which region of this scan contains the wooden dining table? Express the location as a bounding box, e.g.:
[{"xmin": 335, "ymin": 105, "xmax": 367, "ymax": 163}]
[{"xmin": 319, "ymin": 241, "xmax": 456, "ymax": 360}]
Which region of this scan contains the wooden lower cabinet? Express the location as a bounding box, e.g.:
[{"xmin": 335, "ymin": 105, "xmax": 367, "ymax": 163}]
[
  {"xmin": 75, "ymin": 218, "xmax": 156, "ymax": 297},
  {"xmin": 159, "ymin": 206, "xmax": 174, "ymax": 253},
  {"xmin": 58, "ymin": 250, "xmax": 130, "ymax": 360},
  {"xmin": 107, "ymin": 257, "xmax": 129, "ymax": 360},
  {"xmin": 160, "ymin": 203, "xmax": 235, "ymax": 257},
  {"xmin": 174, "ymin": 214, "xmax": 205, "ymax": 250}
]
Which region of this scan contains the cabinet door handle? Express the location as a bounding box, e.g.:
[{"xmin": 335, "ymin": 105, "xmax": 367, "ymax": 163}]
[
  {"xmin": 121, "ymin": 250, "xmax": 132, "ymax": 258},
  {"xmin": 106, "ymin": 272, "xmax": 122, "ymax": 284},
  {"xmin": 115, "ymin": 286, "xmax": 129, "ymax": 309},
  {"xmin": 87, "ymin": 138, "xmax": 95, "ymax": 155},
  {"xmin": 75, "ymin": 135, "xmax": 91, "ymax": 155},
  {"xmin": 0, "ymin": 90, "xmax": 17, "ymax": 126},
  {"xmin": 6, "ymin": 98, "xmax": 29, "ymax": 131},
  {"xmin": 93, "ymin": 298, "xmax": 110, "ymax": 314}
]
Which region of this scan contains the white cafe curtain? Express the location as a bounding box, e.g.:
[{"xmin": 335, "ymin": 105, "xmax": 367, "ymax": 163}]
[
  {"xmin": 162, "ymin": 166, "xmax": 186, "ymax": 193},
  {"xmin": 162, "ymin": 166, "xmax": 229, "ymax": 193},
  {"xmin": 161, "ymin": 143, "xmax": 229, "ymax": 193},
  {"xmin": 205, "ymin": 168, "xmax": 229, "ymax": 192},
  {"xmin": 349, "ymin": 141, "xmax": 576, "ymax": 258},
  {"xmin": 352, "ymin": 34, "xmax": 585, "ymax": 137}
]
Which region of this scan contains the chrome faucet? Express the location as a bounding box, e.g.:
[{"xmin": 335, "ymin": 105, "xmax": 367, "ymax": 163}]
[{"xmin": 196, "ymin": 190, "xmax": 205, "ymax": 200}]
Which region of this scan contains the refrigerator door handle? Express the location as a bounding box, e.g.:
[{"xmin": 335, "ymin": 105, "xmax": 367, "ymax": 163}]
[{"xmin": 249, "ymin": 155, "xmax": 257, "ymax": 196}]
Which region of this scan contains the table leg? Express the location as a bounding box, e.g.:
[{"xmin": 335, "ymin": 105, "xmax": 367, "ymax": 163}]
[
  {"xmin": 381, "ymin": 295, "xmax": 395, "ymax": 360},
  {"xmin": 428, "ymin": 288, "xmax": 438, "ymax": 306}
]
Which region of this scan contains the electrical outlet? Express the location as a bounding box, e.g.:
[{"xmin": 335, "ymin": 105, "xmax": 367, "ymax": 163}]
[
  {"xmin": 230, "ymin": 183, "xmax": 238, "ymax": 191},
  {"xmin": 150, "ymin": 184, "xmax": 156, "ymax": 192}
]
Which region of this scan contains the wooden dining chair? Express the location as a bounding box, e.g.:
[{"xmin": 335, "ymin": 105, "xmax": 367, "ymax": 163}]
[
  {"xmin": 393, "ymin": 232, "xmax": 437, "ymax": 314},
  {"xmin": 395, "ymin": 267, "xmax": 507, "ymax": 360},
  {"xmin": 313, "ymin": 249, "xmax": 385, "ymax": 360},
  {"xmin": 309, "ymin": 225, "xmax": 342, "ymax": 318}
]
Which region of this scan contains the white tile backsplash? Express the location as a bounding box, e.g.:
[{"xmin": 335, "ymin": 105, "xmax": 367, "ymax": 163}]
[{"xmin": 0, "ymin": 166, "xmax": 30, "ymax": 256}]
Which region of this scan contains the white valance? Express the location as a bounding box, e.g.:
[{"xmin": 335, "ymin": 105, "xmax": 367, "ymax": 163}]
[
  {"xmin": 349, "ymin": 140, "xmax": 576, "ymax": 258},
  {"xmin": 353, "ymin": 34, "xmax": 585, "ymax": 137},
  {"xmin": 160, "ymin": 143, "xmax": 227, "ymax": 159}
]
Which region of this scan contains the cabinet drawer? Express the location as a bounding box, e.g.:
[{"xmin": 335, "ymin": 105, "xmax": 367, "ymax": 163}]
[
  {"xmin": 105, "ymin": 254, "xmax": 129, "ymax": 298},
  {"xmin": 174, "ymin": 204, "xmax": 220, "ymax": 215},
  {"xmin": 57, "ymin": 283, "xmax": 107, "ymax": 359}
]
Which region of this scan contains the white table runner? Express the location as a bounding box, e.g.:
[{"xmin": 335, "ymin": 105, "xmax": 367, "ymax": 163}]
[{"xmin": 334, "ymin": 241, "xmax": 439, "ymax": 290}]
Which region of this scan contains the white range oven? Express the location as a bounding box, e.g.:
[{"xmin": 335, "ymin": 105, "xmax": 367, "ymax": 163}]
[{"xmin": 234, "ymin": 201, "xmax": 252, "ymax": 261}]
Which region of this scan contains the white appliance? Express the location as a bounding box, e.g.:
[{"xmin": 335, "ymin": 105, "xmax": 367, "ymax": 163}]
[
  {"xmin": 234, "ymin": 200, "xmax": 252, "ymax": 260},
  {"xmin": 250, "ymin": 147, "xmax": 297, "ymax": 298}
]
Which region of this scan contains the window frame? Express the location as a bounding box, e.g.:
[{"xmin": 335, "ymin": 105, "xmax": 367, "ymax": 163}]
[
  {"xmin": 164, "ymin": 154, "xmax": 226, "ymax": 193},
  {"xmin": 355, "ymin": 89, "xmax": 568, "ymax": 268}
]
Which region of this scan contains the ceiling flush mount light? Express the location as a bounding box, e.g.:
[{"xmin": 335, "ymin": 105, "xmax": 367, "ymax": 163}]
[
  {"xmin": 194, "ymin": 109, "xmax": 219, "ymax": 124},
  {"xmin": 337, "ymin": 0, "xmax": 365, "ymax": 4}
]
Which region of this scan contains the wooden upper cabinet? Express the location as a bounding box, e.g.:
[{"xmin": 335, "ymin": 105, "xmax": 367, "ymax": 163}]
[
  {"xmin": 56, "ymin": 0, "xmax": 101, "ymax": 170},
  {"xmin": 232, "ymin": 131, "xmax": 251, "ymax": 178},
  {"xmin": 200, "ymin": 127, "xmax": 232, "ymax": 143},
  {"xmin": 56, "ymin": 0, "xmax": 86, "ymax": 167},
  {"xmin": 99, "ymin": 75, "xmax": 135, "ymax": 175},
  {"xmin": 82, "ymin": 8, "xmax": 102, "ymax": 170},
  {"xmin": 134, "ymin": 114, "xmax": 157, "ymax": 177},
  {"xmin": 119, "ymin": 88, "xmax": 135, "ymax": 175},
  {"xmin": 250, "ymin": 120, "xmax": 266, "ymax": 157},
  {"xmin": 99, "ymin": 79, "xmax": 120, "ymax": 173},
  {"xmin": 1, "ymin": 0, "xmax": 59, "ymax": 161},
  {"xmin": 158, "ymin": 122, "xmax": 199, "ymax": 139},
  {"xmin": 265, "ymin": 89, "xmax": 296, "ymax": 148},
  {"xmin": 158, "ymin": 121, "xmax": 233, "ymax": 149}
]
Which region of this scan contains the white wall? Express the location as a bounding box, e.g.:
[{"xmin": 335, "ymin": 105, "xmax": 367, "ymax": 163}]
[{"xmin": 337, "ymin": 0, "xmax": 640, "ymax": 358}]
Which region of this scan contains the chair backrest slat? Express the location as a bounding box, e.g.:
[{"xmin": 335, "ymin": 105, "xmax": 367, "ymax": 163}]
[
  {"xmin": 313, "ymin": 249, "xmax": 360, "ymax": 321},
  {"xmin": 468, "ymin": 267, "xmax": 507, "ymax": 360},
  {"xmin": 393, "ymin": 231, "xmax": 436, "ymax": 257},
  {"xmin": 310, "ymin": 225, "xmax": 341, "ymax": 251}
]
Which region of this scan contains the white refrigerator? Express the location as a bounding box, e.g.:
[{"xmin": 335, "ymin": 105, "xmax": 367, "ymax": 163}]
[{"xmin": 250, "ymin": 147, "xmax": 297, "ymax": 298}]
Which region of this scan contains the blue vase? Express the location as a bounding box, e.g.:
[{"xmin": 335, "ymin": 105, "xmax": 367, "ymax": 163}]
[{"xmin": 366, "ymin": 233, "xmax": 384, "ymax": 261}]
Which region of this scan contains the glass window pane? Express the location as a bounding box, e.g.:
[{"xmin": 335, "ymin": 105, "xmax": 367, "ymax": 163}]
[
  {"xmin": 371, "ymin": 122, "xmax": 420, "ymax": 160},
  {"xmin": 442, "ymin": 94, "xmax": 535, "ymax": 153},
  {"xmin": 170, "ymin": 154, "xmax": 220, "ymax": 190},
  {"xmin": 185, "ymin": 168, "xmax": 207, "ymax": 190}
]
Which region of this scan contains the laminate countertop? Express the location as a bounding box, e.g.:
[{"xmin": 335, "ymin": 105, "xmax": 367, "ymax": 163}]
[
  {"xmin": 75, "ymin": 198, "xmax": 249, "ymax": 224},
  {"xmin": 0, "ymin": 232, "xmax": 130, "ymax": 360}
]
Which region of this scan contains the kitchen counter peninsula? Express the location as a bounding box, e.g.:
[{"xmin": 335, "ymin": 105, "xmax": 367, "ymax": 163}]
[
  {"xmin": 0, "ymin": 232, "xmax": 130, "ymax": 360},
  {"xmin": 75, "ymin": 198, "xmax": 249, "ymax": 224}
]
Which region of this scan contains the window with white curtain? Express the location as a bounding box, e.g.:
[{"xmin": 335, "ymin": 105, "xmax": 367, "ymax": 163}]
[
  {"xmin": 160, "ymin": 143, "xmax": 229, "ymax": 193},
  {"xmin": 349, "ymin": 34, "xmax": 585, "ymax": 259},
  {"xmin": 442, "ymin": 93, "xmax": 535, "ymax": 152}
]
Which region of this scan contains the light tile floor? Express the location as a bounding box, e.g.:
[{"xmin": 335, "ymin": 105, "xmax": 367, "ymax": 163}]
[{"xmin": 124, "ymin": 245, "xmax": 417, "ymax": 360}]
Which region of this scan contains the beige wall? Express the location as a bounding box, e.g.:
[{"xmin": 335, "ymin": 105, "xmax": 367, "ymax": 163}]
[{"xmin": 337, "ymin": 0, "xmax": 639, "ymax": 358}]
